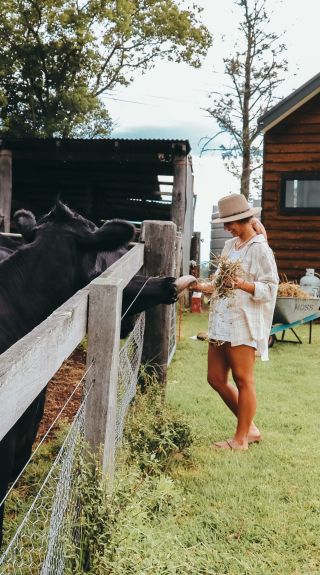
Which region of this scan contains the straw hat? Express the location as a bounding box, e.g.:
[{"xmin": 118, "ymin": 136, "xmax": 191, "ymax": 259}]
[{"xmin": 212, "ymin": 193, "xmax": 261, "ymax": 223}]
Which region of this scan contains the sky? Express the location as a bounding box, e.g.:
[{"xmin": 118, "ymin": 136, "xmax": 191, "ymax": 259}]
[{"xmin": 105, "ymin": 0, "xmax": 320, "ymax": 261}]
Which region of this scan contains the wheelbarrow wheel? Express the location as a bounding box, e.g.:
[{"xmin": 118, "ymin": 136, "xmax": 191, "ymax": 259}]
[{"xmin": 268, "ymin": 334, "xmax": 276, "ymax": 348}]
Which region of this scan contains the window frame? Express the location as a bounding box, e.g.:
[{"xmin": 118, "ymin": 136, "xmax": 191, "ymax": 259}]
[{"xmin": 280, "ymin": 172, "xmax": 320, "ymax": 215}]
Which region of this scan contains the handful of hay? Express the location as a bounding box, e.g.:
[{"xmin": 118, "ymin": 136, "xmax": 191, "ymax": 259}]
[
  {"xmin": 206, "ymin": 255, "xmax": 245, "ymax": 348},
  {"xmin": 212, "ymin": 254, "xmax": 244, "ymax": 299},
  {"xmin": 277, "ymin": 274, "xmax": 312, "ymax": 299}
]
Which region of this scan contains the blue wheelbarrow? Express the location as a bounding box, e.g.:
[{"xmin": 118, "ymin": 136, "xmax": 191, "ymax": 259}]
[{"xmin": 269, "ymin": 297, "xmax": 320, "ymax": 347}]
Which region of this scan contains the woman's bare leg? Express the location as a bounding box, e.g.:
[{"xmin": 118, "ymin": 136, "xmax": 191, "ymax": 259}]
[
  {"xmin": 226, "ymin": 344, "xmax": 257, "ymax": 447},
  {"xmin": 207, "ymin": 343, "xmax": 238, "ymax": 414},
  {"xmin": 208, "ymin": 343, "xmax": 261, "ymax": 449}
]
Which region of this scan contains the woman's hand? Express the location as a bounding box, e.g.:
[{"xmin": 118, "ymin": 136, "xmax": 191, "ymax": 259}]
[
  {"xmin": 192, "ymin": 282, "xmax": 215, "ymax": 295},
  {"xmin": 251, "ymin": 218, "xmax": 267, "ymax": 240},
  {"xmin": 232, "ymin": 276, "xmax": 255, "ymax": 295}
]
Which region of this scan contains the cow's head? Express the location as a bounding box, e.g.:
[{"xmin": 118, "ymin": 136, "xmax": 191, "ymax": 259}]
[
  {"xmin": 11, "ymin": 202, "xmax": 136, "ymax": 293},
  {"xmin": 13, "ymin": 201, "xmax": 136, "ymax": 251}
]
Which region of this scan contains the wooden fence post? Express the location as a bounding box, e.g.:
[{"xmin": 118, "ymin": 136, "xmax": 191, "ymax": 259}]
[
  {"xmin": 0, "ymin": 150, "xmax": 12, "ymax": 232},
  {"xmin": 84, "ymin": 278, "xmax": 122, "ymax": 478},
  {"xmin": 84, "ymin": 244, "xmax": 144, "ymax": 478},
  {"xmin": 141, "ymin": 220, "xmax": 177, "ymax": 386}
]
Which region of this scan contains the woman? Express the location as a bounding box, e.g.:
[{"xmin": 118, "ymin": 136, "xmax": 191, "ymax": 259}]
[{"xmin": 197, "ymin": 194, "xmax": 278, "ymax": 451}]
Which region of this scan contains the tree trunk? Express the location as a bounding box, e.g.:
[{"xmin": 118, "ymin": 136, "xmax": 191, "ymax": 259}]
[
  {"xmin": 241, "ymin": 151, "xmax": 250, "ymax": 199},
  {"xmin": 241, "ymin": 3, "xmax": 252, "ymax": 200}
]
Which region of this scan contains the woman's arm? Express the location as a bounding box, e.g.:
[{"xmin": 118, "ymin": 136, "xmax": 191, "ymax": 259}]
[
  {"xmin": 192, "ymin": 281, "xmax": 215, "ymax": 295},
  {"xmin": 251, "ymin": 218, "xmax": 267, "ymax": 240},
  {"xmin": 249, "ymin": 244, "xmax": 279, "ymax": 303}
]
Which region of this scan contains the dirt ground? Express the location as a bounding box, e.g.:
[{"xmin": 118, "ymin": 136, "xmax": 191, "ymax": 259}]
[{"xmin": 36, "ymin": 346, "xmax": 87, "ymax": 442}]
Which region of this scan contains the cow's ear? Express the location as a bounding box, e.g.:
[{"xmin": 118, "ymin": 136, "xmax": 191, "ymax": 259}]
[
  {"xmin": 79, "ymin": 219, "xmax": 136, "ymax": 250},
  {"xmin": 53, "ymin": 201, "xmax": 74, "ymax": 221},
  {"xmin": 13, "ymin": 209, "xmax": 37, "ymax": 242}
]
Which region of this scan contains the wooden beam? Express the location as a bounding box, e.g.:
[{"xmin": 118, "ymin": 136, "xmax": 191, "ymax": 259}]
[
  {"xmin": 84, "ymin": 243, "xmax": 144, "ymax": 477},
  {"xmin": 0, "ymin": 150, "xmax": 12, "ymax": 232},
  {"xmin": 171, "ymin": 155, "xmax": 187, "ymax": 232},
  {"xmin": 141, "ymin": 221, "xmax": 177, "ymax": 386}
]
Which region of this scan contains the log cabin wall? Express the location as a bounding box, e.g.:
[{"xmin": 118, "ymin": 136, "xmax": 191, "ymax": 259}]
[{"xmin": 262, "ymin": 94, "xmax": 320, "ymax": 281}]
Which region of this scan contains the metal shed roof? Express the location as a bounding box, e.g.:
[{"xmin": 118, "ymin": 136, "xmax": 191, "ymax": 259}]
[
  {"xmin": 0, "ymin": 137, "xmax": 192, "ymax": 224},
  {"xmin": 258, "ymin": 72, "xmax": 320, "ymax": 133}
]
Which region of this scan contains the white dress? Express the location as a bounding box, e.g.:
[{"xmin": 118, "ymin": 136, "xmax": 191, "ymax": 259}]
[{"xmin": 208, "ymin": 246, "xmax": 257, "ymax": 348}]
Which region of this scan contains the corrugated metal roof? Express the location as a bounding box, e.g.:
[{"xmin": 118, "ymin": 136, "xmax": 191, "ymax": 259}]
[
  {"xmin": 0, "ymin": 136, "xmax": 192, "ymax": 224},
  {"xmin": 258, "ymin": 72, "xmax": 320, "ymax": 133},
  {"xmin": 0, "ymin": 137, "xmax": 191, "ymax": 155}
]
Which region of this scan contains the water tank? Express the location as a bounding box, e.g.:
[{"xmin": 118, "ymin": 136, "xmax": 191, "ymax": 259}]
[
  {"xmin": 299, "ymin": 269, "xmax": 320, "ymax": 297},
  {"xmin": 210, "ymin": 205, "xmax": 231, "ymax": 260}
]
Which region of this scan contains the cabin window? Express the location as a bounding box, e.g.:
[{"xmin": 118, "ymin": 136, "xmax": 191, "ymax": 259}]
[{"xmin": 281, "ymin": 175, "xmax": 320, "ymax": 213}]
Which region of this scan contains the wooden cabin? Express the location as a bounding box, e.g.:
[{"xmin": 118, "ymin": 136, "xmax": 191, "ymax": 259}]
[
  {"xmin": 0, "ymin": 138, "xmax": 196, "ymax": 274},
  {"xmin": 258, "ymin": 73, "xmax": 320, "ymax": 280}
]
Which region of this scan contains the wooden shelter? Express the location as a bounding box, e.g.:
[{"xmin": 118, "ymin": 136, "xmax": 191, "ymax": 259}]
[
  {"xmin": 258, "ymin": 73, "xmax": 320, "ymax": 280},
  {"xmin": 0, "ymin": 138, "xmax": 195, "ymax": 273}
]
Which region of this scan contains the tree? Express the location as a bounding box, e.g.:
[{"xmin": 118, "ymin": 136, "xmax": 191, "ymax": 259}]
[
  {"xmin": 202, "ymin": 0, "xmax": 288, "ymax": 199},
  {"xmin": 0, "ymin": 0, "xmax": 211, "ymax": 138}
]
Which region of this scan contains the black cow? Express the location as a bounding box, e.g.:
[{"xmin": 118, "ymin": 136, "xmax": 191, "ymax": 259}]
[
  {"xmin": 0, "ymin": 233, "xmax": 22, "ymax": 262},
  {"xmin": 0, "ymin": 201, "xmax": 195, "ymax": 544}
]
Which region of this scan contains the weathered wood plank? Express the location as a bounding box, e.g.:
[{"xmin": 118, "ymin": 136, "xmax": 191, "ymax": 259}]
[
  {"xmin": 264, "ymin": 162, "xmax": 320, "ymax": 171},
  {"xmin": 98, "ymin": 242, "xmax": 144, "ymax": 284},
  {"xmin": 265, "ymin": 153, "xmax": 320, "ymax": 163},
  {"xmin": 270, "ymin": 124, "xmax": 320, "ymax": 135},
  {"xmin": 0, "ymin": 288, "xmax": 89, "ymax": 442},
  {"xmin": 267, "ymin": 143, "xmax": 320, "ymax": 153},
  {"xmin": 141, "ymin": 220, "xmax": 177, "ymax": 385},
  {"xmin": 172, "ymin": 155, "xmax": 186, "ymax": 232},
  {"xmin": 267, "ymin": 134, "xmax": 320, "ymax": 144},
  {"xmin": 84, "ymin": 242, "xmax": 145, "ymax": 476},
  {"xmin": 264, "ymin": 215, "xmax": 320, "ymax": 226},
  {"xmin": 84, "ymin": 279, "xmax": 122, "ymax": 478},
  {"xmin": 274, "ymin": 257, "xmax": 320, "ymax": 269},
  {"xmin": 268, "ymin": 230, "xmax": 320, "ymax": 241},
  {"xmin": 273, "ymin": 250, "xmax": 320, "ymax": 261},
  {"xmin": 0, "ymin": 150, "xmax": 12, "ymax": 232}
]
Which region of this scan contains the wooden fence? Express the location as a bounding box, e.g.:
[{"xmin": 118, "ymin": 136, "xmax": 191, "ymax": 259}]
[{"xmin": 0, "ymin": 220, "xmax": 179, "ymax": 480}]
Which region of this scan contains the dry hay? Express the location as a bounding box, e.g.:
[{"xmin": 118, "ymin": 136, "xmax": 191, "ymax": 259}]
[
  {"xmin": 208, "ymin": 255, "xmax": 245, "ymax": 347},
  {"xmin": 277, "ymin": 274, "xmax": 312, "ymax": 299},
  {"xmin": 211, "ymin": 254, "xmax": 244, "ymax": 299}
]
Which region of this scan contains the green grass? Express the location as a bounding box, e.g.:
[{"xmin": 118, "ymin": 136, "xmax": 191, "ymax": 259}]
[
  {"xmin": 164, "ymin": 310, "xmax": 320, "ymax": 574},
  {"xmin": 5, "ymin": 311, "xmax": 320, "ymax": 574}
]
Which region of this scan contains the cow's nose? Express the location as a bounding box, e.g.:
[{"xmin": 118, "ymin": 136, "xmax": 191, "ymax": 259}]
[{"xmin": 174, "ymin": 275, "xmax": 198, "ymax": 294}]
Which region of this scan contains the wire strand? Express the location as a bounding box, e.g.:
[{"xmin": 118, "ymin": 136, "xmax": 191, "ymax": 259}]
[{"xmin": 0, "ymin": 361, "xmax": 94, "ymax": 508}]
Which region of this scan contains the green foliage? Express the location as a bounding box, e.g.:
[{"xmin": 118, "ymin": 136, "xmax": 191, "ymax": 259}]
[
  {"xmin": 0, "ymin": 0, "xmax": 211, "ymax": 138},
  {"xmin": 123, "ymin": 367, "xmax": 194, "ymax": 475},
  {"xmin": 64, "ymin": 457, "xmax": 184, "ymax": 574},
  {"xmin": 4, "ymin": 421, "xmax": 70, "ymax": 544},
  {"xmin": 63, "ymin": 373, "xmax": 193, "ymax": 574}
]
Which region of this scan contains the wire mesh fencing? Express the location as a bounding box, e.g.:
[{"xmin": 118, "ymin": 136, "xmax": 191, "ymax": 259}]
[
  {"xmin": 0, "ymin": 313, "xmax": 146, "ymax": 575},
  {"xmin": 0, "ymin": 390, "xmax": 86, "ymax": 575},
  {"xmin": 168, "ymin": 304, "xmax": 177, "ymax": 366},
  {"xmin": 115, "ymin": 312, "xmax": 145, "ymax": 447}
]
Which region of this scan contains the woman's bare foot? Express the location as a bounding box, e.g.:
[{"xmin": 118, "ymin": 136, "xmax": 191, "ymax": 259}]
[
  {"xmin": 213, "ymin": 438, "xmax": 248, "ymax": 451},
  {"xmin": 248, "ymin": 424, "xmax": 262, "ymax": 444}
]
